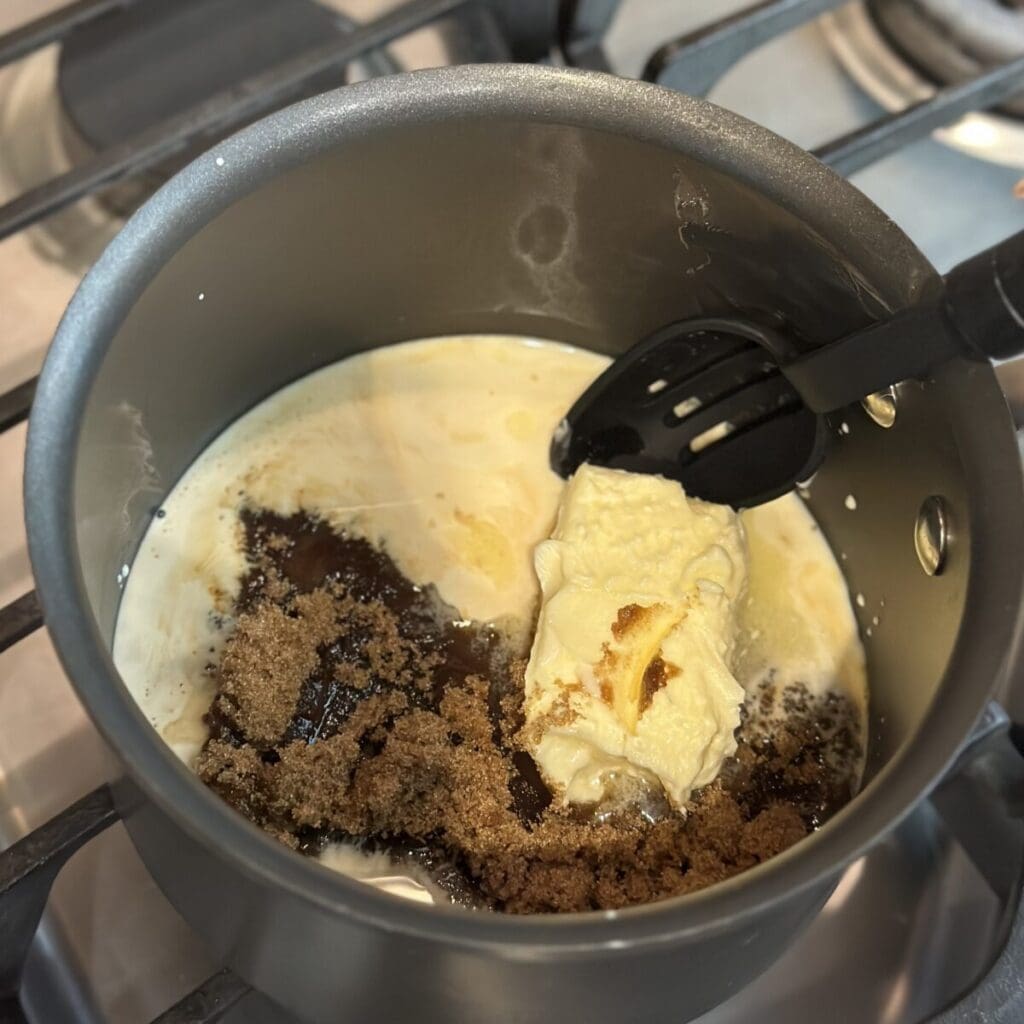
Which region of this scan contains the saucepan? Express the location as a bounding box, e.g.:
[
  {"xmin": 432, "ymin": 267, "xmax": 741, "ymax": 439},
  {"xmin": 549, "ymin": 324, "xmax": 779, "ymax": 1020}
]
[{"xmin": 23, "ymin": 65, "xmax": 1024, "ymax": 1022}]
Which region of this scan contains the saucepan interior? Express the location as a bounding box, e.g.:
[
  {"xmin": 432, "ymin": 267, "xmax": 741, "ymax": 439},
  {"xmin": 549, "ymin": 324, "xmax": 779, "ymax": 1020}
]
[{"xmin": 25, "ymin": 66, "xmax": 1024, "ymax": 1022}]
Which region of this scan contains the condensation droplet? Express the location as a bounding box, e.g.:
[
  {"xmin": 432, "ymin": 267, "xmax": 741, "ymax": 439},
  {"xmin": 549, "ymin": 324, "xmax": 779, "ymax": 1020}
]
[
  {"xmin": 856, "ymin": 593, "xmax": 866, "ymax": 608},
  {"xmin": 844, "ymin": 494, "xmax": 858, "ymax": 511},
  {"xmin": 840, "ymin": 422, "xmax": 850, "ymax": 435}
]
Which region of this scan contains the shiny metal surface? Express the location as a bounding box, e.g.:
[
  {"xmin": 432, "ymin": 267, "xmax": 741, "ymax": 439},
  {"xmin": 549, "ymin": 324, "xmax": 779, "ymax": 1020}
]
[
  {"xmin": 915, "ymin": 496, "xmax": 950, "ymax": 577},
  {"xmin": 863, "ymin": 387, "xmax": 899, "ymax": 428}
]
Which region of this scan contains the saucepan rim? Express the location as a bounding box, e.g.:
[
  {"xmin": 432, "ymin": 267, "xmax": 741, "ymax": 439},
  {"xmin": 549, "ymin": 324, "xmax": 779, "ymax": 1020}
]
[{"xmin": 24, "ymin": 63, "xmax": 1024, "ymax": 952}]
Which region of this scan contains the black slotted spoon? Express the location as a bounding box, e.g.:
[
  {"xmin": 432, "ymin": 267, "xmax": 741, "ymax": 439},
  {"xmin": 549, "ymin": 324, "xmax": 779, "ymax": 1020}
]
[{"xmin": 552, "ymin": 229, "xmax": 1024, "ymax": 508}]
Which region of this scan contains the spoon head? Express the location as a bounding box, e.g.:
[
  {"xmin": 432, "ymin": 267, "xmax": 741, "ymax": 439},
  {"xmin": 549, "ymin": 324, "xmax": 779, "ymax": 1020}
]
[{"xmin": 551, "ymin": 318, "xmax": 829, "ymax": 507}]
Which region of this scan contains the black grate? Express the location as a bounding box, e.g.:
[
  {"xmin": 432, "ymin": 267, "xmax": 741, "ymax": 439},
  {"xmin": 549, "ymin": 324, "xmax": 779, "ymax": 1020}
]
[
  {"xmin": 1, "ymin": 0, "xmax": 1024, "ymax": 1021},
  {"xmin": 642, "ymin": 0, "xmax": 1024, "ymax": 172},
  {"xmin": 0, "ymin": 0, "xmax": 132, "ymax": 68},
  {"xmin": 0, "ymin": 591, "xmax": 42, "ymax": 655},
  {"xmin": 0, "ymin": 0, "xmax": 473, "ymax": 243}
]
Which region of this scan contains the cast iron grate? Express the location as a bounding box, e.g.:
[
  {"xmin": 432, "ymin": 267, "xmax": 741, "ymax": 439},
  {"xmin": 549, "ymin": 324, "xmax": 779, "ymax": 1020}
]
[{"xmin": 1, "ymin": 0, "xmax": 1024, "ymax": 1021}]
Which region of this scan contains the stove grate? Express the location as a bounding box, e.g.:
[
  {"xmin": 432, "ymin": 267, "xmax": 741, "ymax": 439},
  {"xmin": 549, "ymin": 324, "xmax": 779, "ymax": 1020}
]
[{"xmin": 1, "ymin": 1, "xmax": 1023, "ymax": 1021}]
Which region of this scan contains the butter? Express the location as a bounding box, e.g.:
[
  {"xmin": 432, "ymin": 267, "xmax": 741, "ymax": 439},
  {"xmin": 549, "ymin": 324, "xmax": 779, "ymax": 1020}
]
[{"xmin": 523, "ymin": 465, "xmax": 747, "ymax": 809}]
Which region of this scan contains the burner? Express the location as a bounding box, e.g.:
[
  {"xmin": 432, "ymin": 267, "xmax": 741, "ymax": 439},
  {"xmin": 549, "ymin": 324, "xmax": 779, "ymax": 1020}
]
[
  {"xmin": 868, "ymin": 0, "xmax": 1024, "ymax": 117},
  {"xmin": 56, "ymin": 0, "xmax": 356, "ymax": 216},
  {"xmin": 0, "ymin": 0, "xmax": 397, "ymax": 272},
  {"xmin": 821, "ymin": 2, "xmax": 1024, "ymax": 169}
]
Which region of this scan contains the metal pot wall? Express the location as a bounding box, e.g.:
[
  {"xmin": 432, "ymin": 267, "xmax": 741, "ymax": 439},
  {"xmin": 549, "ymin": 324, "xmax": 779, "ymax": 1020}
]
[{"xmin": 23, "ymin": 65, "xmax": 1024, "ymax": 1023}]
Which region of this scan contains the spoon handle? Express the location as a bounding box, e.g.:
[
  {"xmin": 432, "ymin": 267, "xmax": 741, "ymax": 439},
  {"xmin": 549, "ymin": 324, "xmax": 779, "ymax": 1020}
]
[
  {"xmin": 784, "ymin": 228, "xmax": 1024, "ymax": 413},
  {"xmin": 946, "ymin": 227, "xmax": 1024, "ymax": 361}
]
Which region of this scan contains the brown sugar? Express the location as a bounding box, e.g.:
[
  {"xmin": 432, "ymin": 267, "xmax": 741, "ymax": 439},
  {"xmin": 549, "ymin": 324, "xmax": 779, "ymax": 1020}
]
[
  {"xmin": 211, "ymin": 589, "xmax": 341, "ymax": 746},
  {"xmin": 196, "ymin": 508, "xmax": 863, "ymax": 914}
]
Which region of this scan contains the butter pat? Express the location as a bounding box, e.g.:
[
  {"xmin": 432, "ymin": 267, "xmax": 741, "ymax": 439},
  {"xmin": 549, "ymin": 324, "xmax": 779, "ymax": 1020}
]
[{"xmin": 523, "ymin": 465, "xmax": 747, "ymax": 809}]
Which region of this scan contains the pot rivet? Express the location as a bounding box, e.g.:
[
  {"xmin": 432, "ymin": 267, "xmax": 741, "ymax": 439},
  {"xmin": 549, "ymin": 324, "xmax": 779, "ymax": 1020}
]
[
  {"xmin": 915, "ymin": 496, "xmax": 949, "ymax": 576},
  {"xmin": 862, "ymin": 387, "xmax": 897, "ymax": 428}
]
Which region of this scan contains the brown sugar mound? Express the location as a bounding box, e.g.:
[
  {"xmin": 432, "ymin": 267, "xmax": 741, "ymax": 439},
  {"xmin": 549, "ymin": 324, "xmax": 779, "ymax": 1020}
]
[
  {"xmin": 196, "ymin": 509, "xmax": 862, "ymax": 914},
  {"xmin": 211, "ymin": 590, "xmax": 340, "ymax": 746}
]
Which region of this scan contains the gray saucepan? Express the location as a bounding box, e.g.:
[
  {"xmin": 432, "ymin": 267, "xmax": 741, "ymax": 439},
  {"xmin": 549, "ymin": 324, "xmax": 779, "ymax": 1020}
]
[{"xmin": 23, "ymin": 65, "xmax": 1024, "ymax": 1023}]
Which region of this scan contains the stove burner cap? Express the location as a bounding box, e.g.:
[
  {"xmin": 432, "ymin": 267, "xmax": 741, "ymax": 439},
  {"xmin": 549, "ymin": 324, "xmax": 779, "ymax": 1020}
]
[{"xmin": 57, "ymin": 0, "xmax": 353, "ymax": 210}]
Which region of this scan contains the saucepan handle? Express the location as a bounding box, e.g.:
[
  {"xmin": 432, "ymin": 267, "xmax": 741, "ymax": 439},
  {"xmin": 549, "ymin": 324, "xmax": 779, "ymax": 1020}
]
[
  {"xmin": 945, "ymin": 228, "xmax": 1024, "ymax": 362},
  {"xmin": 930, "ymin": 703, "xmax": 1024, "ymax": 1022}
]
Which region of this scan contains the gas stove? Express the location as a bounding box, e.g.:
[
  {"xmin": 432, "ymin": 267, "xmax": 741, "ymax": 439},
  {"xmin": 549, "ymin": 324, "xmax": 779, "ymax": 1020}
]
[{"xmin": 1, "ymin": 2, "xmax": 1023, "ymax": 1022}]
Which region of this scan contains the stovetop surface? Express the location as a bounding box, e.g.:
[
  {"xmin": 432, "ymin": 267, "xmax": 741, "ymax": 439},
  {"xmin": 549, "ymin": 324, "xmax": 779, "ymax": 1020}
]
[{"xmin": 1, "ymin": 2, "xmax": 1023, "ymax": 1021}]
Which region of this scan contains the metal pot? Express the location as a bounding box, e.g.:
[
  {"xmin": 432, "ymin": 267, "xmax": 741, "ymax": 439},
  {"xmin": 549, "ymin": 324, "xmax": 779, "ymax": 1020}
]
[{"xmin": 23, "ymin": 65, "xmax": 1024, "ymax": 1023}]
